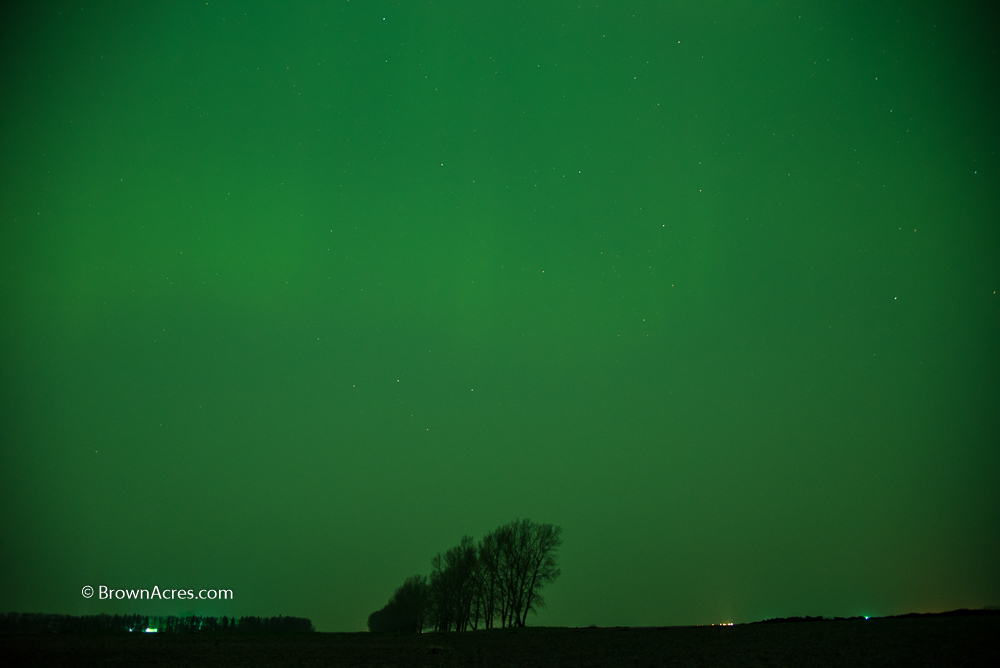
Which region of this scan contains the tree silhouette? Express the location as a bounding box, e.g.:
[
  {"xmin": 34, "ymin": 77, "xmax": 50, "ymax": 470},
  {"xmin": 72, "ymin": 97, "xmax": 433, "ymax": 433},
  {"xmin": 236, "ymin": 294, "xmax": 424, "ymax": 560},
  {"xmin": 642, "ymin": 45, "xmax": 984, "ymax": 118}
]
[
  {"xmin": 369, "ymin": 519, "xmax": 561, "ymax": 632},
  {"xmin": 429, "ymin": 535, "xmax": 479, "ymax": 631},
  {"xmin": 515, "ymin": 519, "xmax": 562, "ymax": 626},
  {"xmin": 367, "ymin": 574, "xmax": 429, "ymax": 633},
  {"xmin": 476, "ymin": 530, "xmax": 503, "ymax": 629},
  {"xmin": 478, "ymin": 519, "xmax": 563, "ymax": 627}
]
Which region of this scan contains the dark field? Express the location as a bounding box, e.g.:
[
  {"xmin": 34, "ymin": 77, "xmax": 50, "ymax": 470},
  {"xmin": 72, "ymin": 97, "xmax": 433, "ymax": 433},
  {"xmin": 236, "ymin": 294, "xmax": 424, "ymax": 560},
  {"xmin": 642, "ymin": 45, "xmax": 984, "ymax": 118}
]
[{"xmin": 3, "ymin": 616, "xmax": 998, "ymax": 667}]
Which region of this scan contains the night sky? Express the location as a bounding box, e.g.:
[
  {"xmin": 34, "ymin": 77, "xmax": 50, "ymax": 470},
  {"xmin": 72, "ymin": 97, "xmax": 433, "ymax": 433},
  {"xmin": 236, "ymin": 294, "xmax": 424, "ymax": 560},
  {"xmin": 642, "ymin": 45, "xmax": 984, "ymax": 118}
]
[{"xmin": 1, "ymin": 1, "xmax": 998, "ymax": 632}]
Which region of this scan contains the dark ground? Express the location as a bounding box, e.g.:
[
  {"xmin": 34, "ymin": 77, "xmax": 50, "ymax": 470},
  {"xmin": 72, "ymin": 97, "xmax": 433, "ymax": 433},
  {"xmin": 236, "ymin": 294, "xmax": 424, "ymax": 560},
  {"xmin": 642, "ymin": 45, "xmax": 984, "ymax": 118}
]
[{"xmin": 2, "ymin": 615, "xmax": 998, "ymax": 667}]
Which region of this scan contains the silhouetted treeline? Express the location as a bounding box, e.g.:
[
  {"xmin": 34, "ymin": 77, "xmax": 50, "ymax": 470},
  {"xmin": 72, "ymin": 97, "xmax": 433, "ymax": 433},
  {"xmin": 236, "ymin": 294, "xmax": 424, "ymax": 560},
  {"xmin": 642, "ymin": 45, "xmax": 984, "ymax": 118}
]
[
  {"xmin": 752, "ymin": 615, "xmax": 849, "ymax": 624},
  {"xmin": 885, "ymin": 608, "xmax": 1000, "ymax": 619},
  {"xmin": 0, "ymin": 612, "xmax": 313, "ymax": 633},
  {"xmin": 752, "ymin": 608, "xmax": 1000, "ymax": 625},
  {"xmin": 368, "ymin": 518, "xmax": 562, "ymax": 633}
]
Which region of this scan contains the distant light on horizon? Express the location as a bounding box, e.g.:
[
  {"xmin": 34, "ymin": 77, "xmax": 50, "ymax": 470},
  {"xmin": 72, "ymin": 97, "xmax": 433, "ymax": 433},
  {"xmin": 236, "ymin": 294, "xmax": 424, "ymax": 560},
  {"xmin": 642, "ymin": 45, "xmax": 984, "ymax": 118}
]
[{"xmin": 144, "ymin": 628, "xmax": 157, "ymax": 633}]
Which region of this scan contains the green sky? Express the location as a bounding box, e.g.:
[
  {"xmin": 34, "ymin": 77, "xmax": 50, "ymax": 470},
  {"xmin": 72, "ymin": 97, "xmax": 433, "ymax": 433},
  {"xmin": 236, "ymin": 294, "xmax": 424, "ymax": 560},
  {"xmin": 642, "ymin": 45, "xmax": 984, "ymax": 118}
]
[{"xmin": 1, "ymin": 1, "xmax": 997, "ymax": 632}]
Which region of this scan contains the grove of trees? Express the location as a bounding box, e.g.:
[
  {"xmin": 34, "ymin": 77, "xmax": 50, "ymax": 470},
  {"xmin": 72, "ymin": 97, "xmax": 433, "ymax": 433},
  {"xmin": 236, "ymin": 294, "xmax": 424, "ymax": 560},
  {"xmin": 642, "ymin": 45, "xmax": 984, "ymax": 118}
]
[{"xmin": 368, "ymin": 518, "xmax": 562, "ymax": 633}]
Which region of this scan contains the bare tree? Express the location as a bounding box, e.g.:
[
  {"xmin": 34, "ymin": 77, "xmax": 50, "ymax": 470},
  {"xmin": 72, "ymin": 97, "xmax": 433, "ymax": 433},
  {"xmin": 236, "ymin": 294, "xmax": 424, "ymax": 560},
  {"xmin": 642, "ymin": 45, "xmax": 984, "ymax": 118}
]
[
  {"xmin": 429, "ymin": 535, "xmax": 478, "ymax": 631},
  {"xmin": 476, "ymin": 531, "xmax": 502, "ymax": 629},
  {"xmin": 480, "ymin": 519, "xmax": 562, "ymax": 628},
  {"xmin": 517, "ymin": 520, "xmax": 562, "ymax": 626}
]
